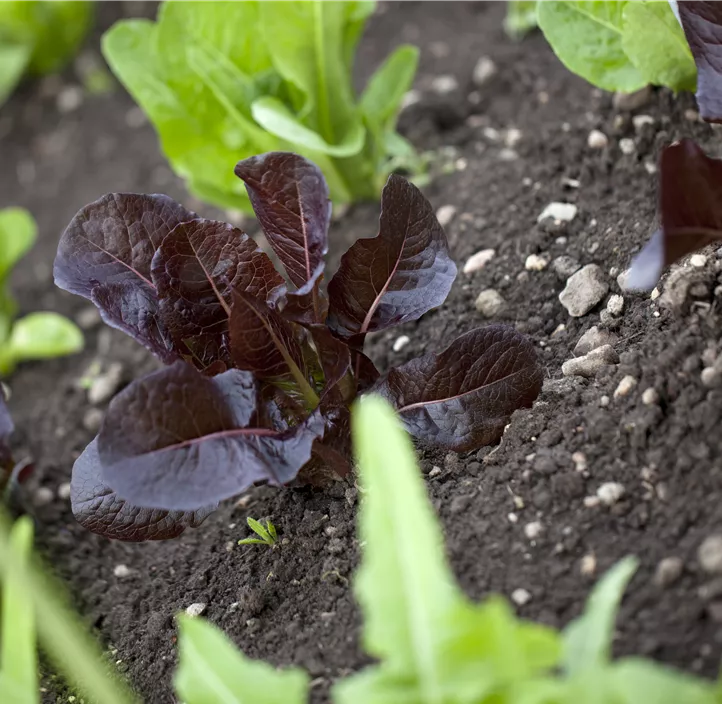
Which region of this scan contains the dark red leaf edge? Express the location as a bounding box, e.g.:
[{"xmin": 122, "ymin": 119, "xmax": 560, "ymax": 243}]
[
  {"xmin": 678, "ymin": 2, "xmax": 722, "ymax": 123},
  {"xmin": 235, "ymin": 153, "xmax": 331, "ymax": 322},
  {"xmin": 0, "ymin": 388, "xmax": 14, "ymax": 494},
  {"xmin": 151, "ymin": 218, "xmax": 285, "ymax": 369},
  {"xmin": 97, "ymin": 362, "xmax": 325, "ymax": 511},
  {"xmin": 371, "ymin": 325, "xmax": 543, "ymax": 452},
  {"xmin": 327, "ymin": 174, "xmax": 457, "ymax": 344},
  {"xmin": 627, "ymin": 139, "xmax": 722, "ymax": 290},
  {"xmin": 71, "ymin": 439, "xmax": 217, "ymax": 541}
]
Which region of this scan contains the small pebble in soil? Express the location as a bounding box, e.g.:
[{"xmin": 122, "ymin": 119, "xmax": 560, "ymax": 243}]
[
  {"xmin": 574, "ymin": 326, "xmax": 618, "ymax": 356},
  {"xmin": 504, "ymin": 127, "xmax": 522, "ymax": 148},
  {"xmin": 429, "ymin": 466, "xmax": 442, "ymax": 478},
  {"xmin": 607, "ymin": 294, "xmax": 624, "ymax": 316},
  {"xmin": 57, "ymin": 85, "xmax": 83, "ymax": 113},
  {"xmin": 401, "ymin": 89, "xmax": 421, "ymax": 111},
  {"xmin": 690, "ymin": 253, "xmax": 707, "ymax": 268},
  {"xmin": 511, "ymin": 588, "xmax": 532, "ymax": 606},
  {"xmin": 580, "ymin": 553, "xmax": 597, "ymax": 577},
  {"xmin": 654, "ymin": 557, "xmax": 683, "ymax": 588},
  {"xmin": 562, "ymin": 344, "xmax": 619, "ymax": 378},
  {"xmin": 88, "ymin": 362, "xmax": 124, "ymax": 405},
  {"xmin": 508, "ymin": 512, "xmax": 518, "ymax": 524},
  {"xmin": 559, "ymin": 264, "xmax": 609, "ymax": 317},
  {"xmin": 185, "ymin": 602, "xmax": 208, "ymax": 617},
  {"xmin": 599, "ymin": 395, "xmax": 610, "ymax": 407},
  {"xmin": 33, "ymin": 487, "xmax": 54, "ymax": 507},
  {"xmin": 701, "ymin": 366, "xmax": 722, "ymax": 388},
  {"xmin": 430, "ymin": 75, "xmax": 459, "ymax": 94},
  {"xmin": 125, "ymin": 106, "xmax": 147, "ymax": 128},
  {"xmin": 436, "ymin": 204, "xmax": 457, "ymax": 227},
  {"xmin": 614, "ymin": 375, "xmax": 637, "ymax": 398},
  {"xmin": 644, "ymin": 161, "xmax": 657, "ymax": 175},
  {"xmin": 113, "ymin": 564, "xmax": 132, "ymax": 578},
  {"xmin": 463, "ymin": 248, "xmax": 495, "ymax": 274},
  {"xmin": 619, "ymin": 138, "xmax": 635, "ymax": 155},
  {"xmin": 552, "ymin": 255, "xmax": 581, "ymax": 280},
  {"xmin": 572, "ymin": 451, "xmax": 588, "ymax": 473},
  {"xmin": 632, "ymin": 114, "xmax": 655, "ymax": 132},
  {"xmin": 83, "ymin": 407, "xmax": 104, "ymax": 433},
  {"xmin": 699, "ymin": 535, "xmax": 722, "ymax": 574},
  {"xmin": 524, "ymin": 254, "xmax": 548, "ymax": 271},
  {"xmin": 641, "ymin": 387, "xmax": 660, "ymax": 405},
  {"xmin": 685, "ymin": 108, "xmax": 700, "ymax": 122},
  {"xmin": 562, "ymin": 177, "xmax": 580, "ymax": 189},
  {"xmin": 650, "ymin": 287, "xmax": 660, "ymax": 300},
  {"xmin": 584, "ymin": 495, "xmax": 601, "ymax": 508},
  {"xmin": 392, "ymin": 335, "xmax": 410, "ymax": 352},
  {"xmin": 537, "ymin": 202, "xmax": 577, "ymax": 224},
  {"xmin": 57, "ymin": 482, "xmax": 71, "ymax": 500},
  {"xmin": 613, "ymin": 86, "xmax": 651, "ymax": 111},
  {"xmin": 498, "ymin": 148, "xmax": 518, "ymax": 161},
  {"xmin": 483, "ymin": 126, "xmax": 500, "ymax": 142},
  {"xmin": 524, "ymin": 521, "xmax": 543, "ymax": 540},
  {"xmin": 587, "ymin": 129, "xmax": 608, "ymax": 149},
  {"xmin": 472, "ymin": 56, "xmax": 496, "ymax": 86},
  {"xmin": 475, "ymin": 289, "xmax": 506, "ymax": 317},
  {"xmin": 596, "ymin": 482, "xmax": 625, "ymax": 505}
]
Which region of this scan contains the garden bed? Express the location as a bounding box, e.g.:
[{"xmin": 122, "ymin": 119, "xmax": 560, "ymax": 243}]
[{"xmin": 3, "ymin": 1, "xmax": 722, "ymax": 701}]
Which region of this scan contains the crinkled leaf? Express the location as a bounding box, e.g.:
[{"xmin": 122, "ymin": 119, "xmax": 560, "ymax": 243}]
[
  {"xmin": 70, "ymin": 439, "xmax": 216, "ymax": 541},
  {"xmin": 229, "ymin": 291, "xmax": 315, "ymax": 395},
  {"xmin": 327, "ymin": 175, "xmax": 456, "ymax": 342},
  {"xmin": 175, "ymin": 615, "xmax": 308, "ymax": 704},
  {"xmin": 282, "ymin": 264, "xmax": 328, "ymax": 327},
  {"xmin": 372, "ymin": 325, "xmax": 543, "ymax": 452},
  {"xmin": 678, "ymin": 2, "xmax": 722, "ymax": 122},
  {"xmin": 151, "ymin": 218, "xmax": 284, "ymax": 368},
  {"xmin": 97, "ymin": 363, "xmax": 323, "ymax": 511},
  {"xmin": 54, "ymin": 193, "xmax": 196, "ymax": 299},
  {"xmin": 91, "ymin": 281, "xmax": 178, "ymax": 364},
  {"xmin": 536, "ymin": 2, "xmax": 646, "ymax": 92},
  {"xmin": 234, "ymin": 152, "xmax": 331, "ymax": 293},
  {"xmin": 563, "ymin": 557, "xmax": 638, "ymax": 674},
  {"xmin": 622, "ymin": 1, "xmax": 696, "ymax": 92},
  {"xmin": 627, "ymin": 139, "xmax": 722, "ymax": 290}
]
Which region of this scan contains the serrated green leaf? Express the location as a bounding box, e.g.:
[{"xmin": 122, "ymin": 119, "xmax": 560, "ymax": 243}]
[
  {"xmin": 621, "ymin": 0, "xmax": 696, "ymax": 92},
  {"xmin": 563, "ymin": 556, "xmax": 638, "ymax": 674},
  {"xmin": 1, "ymin": 517, "xmax": 36, "ymax": 704},
  {"xmin": 504, "ymin": 1, "xmax": 539, "ymax": 40},
  {"xmin": 174, "ymin": 615, "xmax": 308, "ymax": 704},
  {"xmin": 537, "ymin": 1, "xmax": 646, "ymax": 92}
]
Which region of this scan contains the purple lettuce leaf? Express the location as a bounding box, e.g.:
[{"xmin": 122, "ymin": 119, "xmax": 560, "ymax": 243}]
[
  {"xmin": 678, "ymin": 2, "xmax": 722, "ymax": 123},
  {"xmin": 54, "ymin": 193, "xmax": 196, "ymax": 361},
  {"xmin": 235, "ymin": 152, "xmax": 331, "ymax": 324},
  {"xmin": 309, "ymin": 325, "xmax": 353, "ymax": 402},
  {"xmin": 371, "ymin": 325, "xmax": 543, "ymax": 452},
  {"xmin": 150, "ymin": 218, "xmax": 285, "ymax": 369},
  {"xmin": 91, "ymin": 281, "xmax": 179, "ymax": 365},
  {"xmin": 627, "ymin": 139, "xmax": 722, "ymax": 290},
  {"xmin": 327, "ymin": 174, "xmax": 457, "ymax": 344},
  {"xmin": 298, "ymin": 406, "xmax": 353, "ymax": 485},
  {"xmin": 71, "ymin": 439, "xmax": 216, "ymax": 541},
  {"xmin": 282, "ymin": 264, "xmax": 329, "ymax": 326},
  {"xmin": 97, "ymin": 362, "xmax": 324, "ymax": 511}
]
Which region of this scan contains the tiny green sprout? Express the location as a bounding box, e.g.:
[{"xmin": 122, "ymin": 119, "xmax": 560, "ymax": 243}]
[{"xmin": 237, "ymin": 517, "xmax": 277, "ymax": 548}]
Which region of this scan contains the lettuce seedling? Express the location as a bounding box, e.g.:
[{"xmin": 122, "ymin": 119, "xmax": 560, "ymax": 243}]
[
  {"xmin": 54, "ymin": 151, "xmax": 543, "ymax": 541},
  {"xmin": 0, "ymin": 1, "xmax": 93, "ymax": 106},
  {"xmin": 626, "ymin": 139, "xmax": 722, "ymax": 290},
  {"xmin": 238, "ymin": 517, "xmax": 278, "ymax": 548},
  {"xmin": 536, "ymin": 1, "xmax": 696, "ymax": 93},
  {"xmin": 0, "ymin": 208, "xmax": 83, "ymax": 376},
  {"xmin": 102, "ymin": 1, "xmax": 420, "ymax": 212}
]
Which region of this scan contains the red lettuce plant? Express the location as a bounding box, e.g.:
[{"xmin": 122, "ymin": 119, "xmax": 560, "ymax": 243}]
[{"xmin": 55, "ymin": 152, "xmax": 543, "ymax": 541}]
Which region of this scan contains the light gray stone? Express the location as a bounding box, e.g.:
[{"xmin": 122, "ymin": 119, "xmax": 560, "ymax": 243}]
[
  {"xmin": 475, "ymin": 289, "xmax": 506, "ymax": 317},
  {"xmin": 559, "ymin": 265, "xmax": 609, "ymax": 317},
  {"xmin": 574, "ymin": 326, "xmax": 618, "ymax": 356},
  {"xmin": 562, "ymin": 345, "xmax": 619, "ymax": 378}
]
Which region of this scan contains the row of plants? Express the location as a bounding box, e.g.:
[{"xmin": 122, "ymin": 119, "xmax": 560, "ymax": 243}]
[{"xmin": 2, "ymin": 396, "xmax": 719, "ymax": 704}]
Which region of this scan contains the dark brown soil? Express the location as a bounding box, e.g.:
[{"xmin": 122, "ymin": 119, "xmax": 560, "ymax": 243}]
[{"xmin": 3, "ymin": 2, "xmax": 722, "ymax": 702}]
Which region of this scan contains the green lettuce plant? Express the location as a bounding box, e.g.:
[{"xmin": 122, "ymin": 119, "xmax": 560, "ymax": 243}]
[
  {"xmin": 535, "ymin": 1, "xmax": 696, "ymax": 93},
  {"xmin": 173, "ymin": 395, "xmax": 719, "ymax": 704},
  {"xmin": 0, "ymin": 208, "xmax": 82, "ymax": 375},
  {"xmin": 0, "ymin": 1, "xmax": 93, "ymax": 106},
  {"xmin": 102, "ymin": 1, "xmax": 420, "ymax": 212}
]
